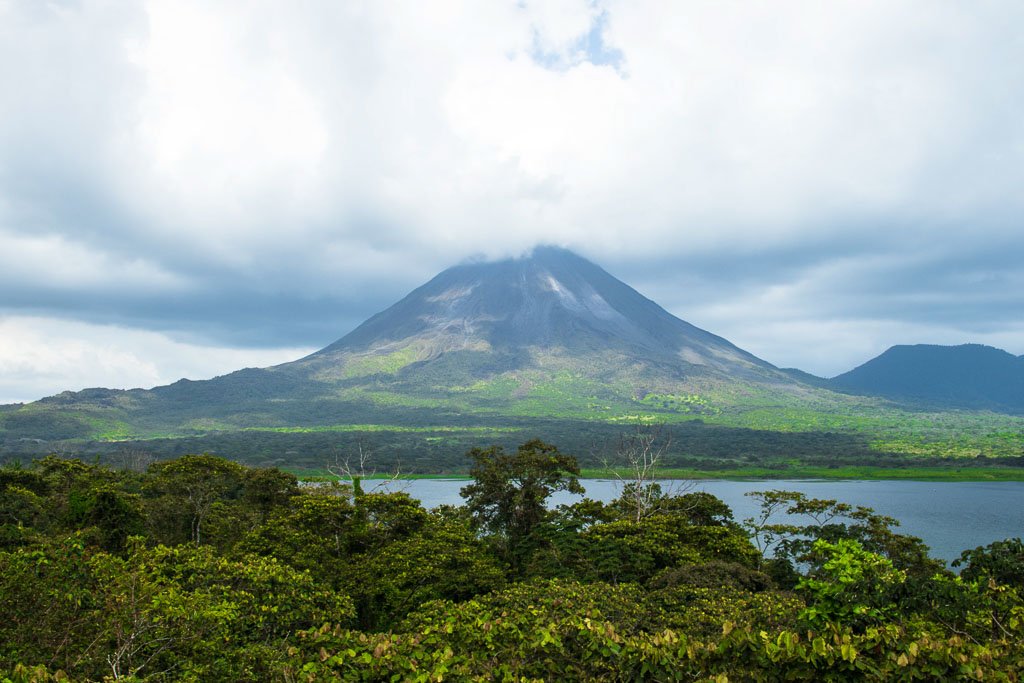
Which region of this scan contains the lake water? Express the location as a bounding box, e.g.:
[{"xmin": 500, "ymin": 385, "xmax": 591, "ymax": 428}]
[{"xmin": 375, "ymin": 478, "xmax": 1024, "ymax": 565}]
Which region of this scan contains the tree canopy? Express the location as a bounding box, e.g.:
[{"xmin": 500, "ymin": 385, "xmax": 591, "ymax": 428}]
[{"xmin": 0, "ymin": 444, "xmax": 1021, "ymax": 681}]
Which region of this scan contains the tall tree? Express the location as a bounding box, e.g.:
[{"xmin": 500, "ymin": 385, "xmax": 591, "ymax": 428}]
[
  {"xmin": 147, "ymin": 455, "xmax": 245, "ymax": 546},
  {"xmin": 461, "ymin": 439, "xmax": 583, "ymax": 571}
]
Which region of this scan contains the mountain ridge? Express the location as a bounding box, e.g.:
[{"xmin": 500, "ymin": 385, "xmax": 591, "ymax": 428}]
[{"xmin": 829, "ymin": 343, "xmax": 1024, "ymax": 414}]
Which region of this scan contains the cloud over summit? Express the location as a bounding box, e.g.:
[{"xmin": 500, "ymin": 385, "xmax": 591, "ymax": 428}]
[{"xmin": 1, "ymin": 0, "xmax": 1023, "ymax": 401}]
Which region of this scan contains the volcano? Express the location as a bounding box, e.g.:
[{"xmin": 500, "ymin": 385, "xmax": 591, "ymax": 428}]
[
  {"xmin": 296, "ymin": 246, "xmax": 783, "ymax": 384},
  {"xmin": 2, "ymin": 247, "xmax": 816, "ymax": 444}
]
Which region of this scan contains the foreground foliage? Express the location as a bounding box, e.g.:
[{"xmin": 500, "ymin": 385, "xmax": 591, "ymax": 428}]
[{"xmin": 1, "ymin": 446, "xmax": 1022, "ymax": 681}]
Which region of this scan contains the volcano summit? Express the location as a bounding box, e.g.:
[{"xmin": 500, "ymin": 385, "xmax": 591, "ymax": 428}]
[{"xmin": 298, "ymin": 246, "xmax": 787, "ymax": 386}]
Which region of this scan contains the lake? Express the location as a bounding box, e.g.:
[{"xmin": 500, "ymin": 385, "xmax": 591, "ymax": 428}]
[{"xmin": 374, "ymin": 478, "xmax": 1024, "ymax": 565}]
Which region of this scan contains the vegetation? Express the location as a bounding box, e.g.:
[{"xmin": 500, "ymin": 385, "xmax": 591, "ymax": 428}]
[
  {"xmin": 582, "ymin": 465, "xmax": 1024, "ymax": 482},
  {"xmin": 3, "ymin": 250, "xmax": 1023, "ymax": 479},
  {"xmin": 1, "ymin": 443, "xmax": 1022, "ymax": 681},
  {"xmin": 3, "ymin": 345, "xmax": 1024, "ymax": 473},
  {"xmin": 5, "ymin": 405, "xmax": 1023, "ymax": 481}
]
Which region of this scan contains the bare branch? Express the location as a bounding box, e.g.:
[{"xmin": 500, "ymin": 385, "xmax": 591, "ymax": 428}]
[
  {"xmin": 609, "ymin": 422, "xmax": 690, "ymax": 522},
  {"xmin": 326, "ymin": 440, "xmax": 406, "ymax": 496},
  {"xmin": 109, "ymin": 448, "xmax": 155, "ymax": 473}
]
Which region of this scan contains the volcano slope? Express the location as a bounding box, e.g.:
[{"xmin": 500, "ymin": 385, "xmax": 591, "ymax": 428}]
[{"xmin": 3, "ymin": 247, "xmax": 1023, "ymax": 471}]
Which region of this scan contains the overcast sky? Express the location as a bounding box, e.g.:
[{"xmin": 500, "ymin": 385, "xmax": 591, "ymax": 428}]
[{"xmin": 2, "ymin": 0, "xmax": 1023, "ymax": 404}]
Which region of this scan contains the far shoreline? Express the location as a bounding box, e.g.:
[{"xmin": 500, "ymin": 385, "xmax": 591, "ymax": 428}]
[{"xmin": 290, "ymin": 465, "xmax": 1024, "ymax": 483}]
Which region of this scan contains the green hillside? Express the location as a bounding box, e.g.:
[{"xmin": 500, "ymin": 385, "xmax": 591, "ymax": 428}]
[{"xmin": 2, "ymin": 249, "xmax": 1022, "ymax": 475}]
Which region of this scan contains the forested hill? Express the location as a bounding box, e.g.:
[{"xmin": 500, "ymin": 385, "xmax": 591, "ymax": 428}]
[{"xmin": 830, "ymin": 343, "xmax": 1024, "ymax": 413}]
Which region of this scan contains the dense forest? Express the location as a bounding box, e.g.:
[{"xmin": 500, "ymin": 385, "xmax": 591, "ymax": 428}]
[
  {"xmin": 8, "ymin": 415, "xmax": 1024, "ymax": 477},
  {"xmin": 2, "ymin": 441, "xmax": 1023, "ymax": 681}
]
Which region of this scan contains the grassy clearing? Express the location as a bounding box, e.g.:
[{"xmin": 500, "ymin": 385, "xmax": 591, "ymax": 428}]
[
  {"xmin": 241, "ymin": 424, "xmax": 517, "ymax": 435},
  {"xmin": 293, "ymin": 466, "xmax": 1024, "ymax": 483},
  {"xmin": 336, "ymin": 379, "xmax": 1024, "ymax": 459},
  {"xmin": 580, "ymin": 466, "xmax": 1024, "ymax": 482},
  {"xmin": 288, "ymin": 469, "xmax": 472, "ymax": 482}
]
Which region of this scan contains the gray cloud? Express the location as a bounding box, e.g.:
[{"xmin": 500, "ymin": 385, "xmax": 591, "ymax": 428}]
[{"xmin": 1, "ymin": 0, "xmax": 1023, "ymax": 399}]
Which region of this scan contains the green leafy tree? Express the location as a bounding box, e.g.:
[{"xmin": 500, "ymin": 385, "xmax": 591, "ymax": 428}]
[
  {"xmin": 241, "ymin": 466, "xmax": 300, "ymax": 523},
  {"xmin": 346, "ymin": 491, "xmax": 430, "ymax": 554},
  {"xmin": 953, "ymin": 538, "xmax": 1024, "ymax": 588},
  {"xmin": 240, "ymin": 489, "xmax": 356, "ymax": 587},
  {"xmin": 569, "ymin": 514, "xmax": 760, "ymax": 584},
  {"xmin": 0, "ymin": 466, "xmax": 48, "ymax": 549},
  {"xmin": 97, "ymin": 541, "xmax": 354, "ymax": 680},
  {"xmin": 146, "ymin": 454, "xmax": 246, "ymax": 546},
  {"xmin": 0, "ymin": 532, "xmax": 355, "ymax": 681},
  {"xmin": 34, "ymin": 456, "xmax": 90, "ymax": 501},
  {"xmin": 797, "ymin": 538, "xmax": 906, "ymax": 632},
  {"xmin": 0, "ymin": 534, "xmax": 101, "ymax": 675},
  {"xmin": 461, "ymin": 439, "xmax": 583, "ymax": 571},
  {"xmin": 342, "ymin": 517, "xmax": 506, "ymax": 630},
  {"xmin": 75, "ymin": 485, "xmax": 145, "ymax": 552},
  {"xmin": 743, "ymin": 489, "xmax": 942, "ymax": 579}
]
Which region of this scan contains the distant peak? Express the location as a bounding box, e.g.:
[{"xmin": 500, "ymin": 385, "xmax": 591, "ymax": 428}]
[{"xmin": 883, "ymin": 343, "xmax": 1010, "ymax": 356}]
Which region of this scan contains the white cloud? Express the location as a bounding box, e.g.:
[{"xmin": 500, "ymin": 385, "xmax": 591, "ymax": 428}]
[
  {"xmin": 0, "ymin": 0, "xmax": 1022, "ymax": 390},
  {"xmin": 10, "ymin": 0, "xmax": 1021, "ymax": 262},
  {"xmin": 124, "ymin": 1, "xmax": 331, "ymax": 246},
  {"xmin": 0, "ymin": 229, "xmax": 189, "ymax": 293},
  {"xmin": 0, "ymin": 316, "xmax": 315, "ymax": 404}
]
